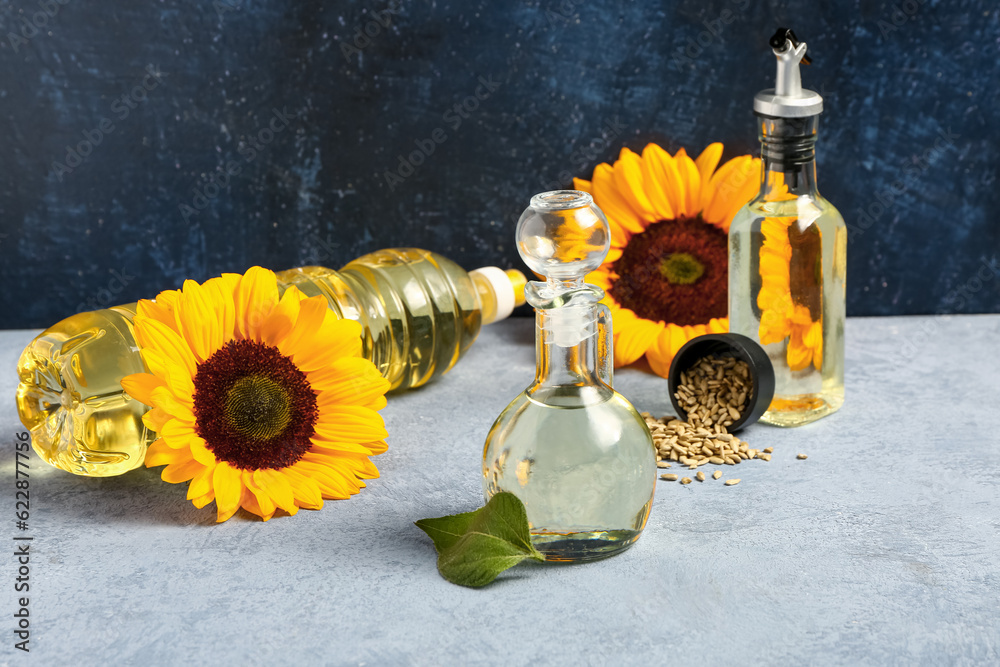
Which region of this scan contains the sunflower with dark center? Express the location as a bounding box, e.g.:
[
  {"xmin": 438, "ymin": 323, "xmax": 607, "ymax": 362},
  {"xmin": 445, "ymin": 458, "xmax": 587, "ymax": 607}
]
[
  {"xmin": 574, "ymin": 142, "xmax": 760, "ymax": 377},
  {"xmin": 121, "ymin": 267, "xmax": 390, "ymax": 522}
]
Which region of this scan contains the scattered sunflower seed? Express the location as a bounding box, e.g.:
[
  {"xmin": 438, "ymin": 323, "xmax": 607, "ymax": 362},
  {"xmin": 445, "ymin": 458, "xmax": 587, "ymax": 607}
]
[
  {"xmin": 763, "ymin": 447, "xmax": 773, "ymax": 454},
  {"xmin": 797, "ymin": 453, "xmax": 808, "ymax": 460},
  {"xmin": 724, "ymin": 479, "xmax": 741, "ymax": 486},
  {"xmin": 643, "ymin": 356, "xmax": 769, "ymax": 490}
]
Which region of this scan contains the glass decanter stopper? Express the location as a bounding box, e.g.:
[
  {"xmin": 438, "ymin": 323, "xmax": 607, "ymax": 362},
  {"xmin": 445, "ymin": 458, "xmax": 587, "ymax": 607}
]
[{"xmin": 482, "ymin": 190, "xmax": 656, "ymax": 562}]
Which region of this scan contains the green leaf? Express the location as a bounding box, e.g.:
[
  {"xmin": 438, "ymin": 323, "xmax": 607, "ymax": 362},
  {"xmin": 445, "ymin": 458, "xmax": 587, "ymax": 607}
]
[
  {"xmin": 415, "ymin": 492, "xmax": 545, "ymax": 588},
  {"xmin": 414, "ymin": 508, "xmax": 478, "ymax": 553}
]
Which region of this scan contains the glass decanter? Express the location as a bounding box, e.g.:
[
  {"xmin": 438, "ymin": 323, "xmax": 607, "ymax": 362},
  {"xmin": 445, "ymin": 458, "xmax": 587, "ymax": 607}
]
[{"xmin": 482, "ymin": 190, "xmax": 656, "ymax": 562}]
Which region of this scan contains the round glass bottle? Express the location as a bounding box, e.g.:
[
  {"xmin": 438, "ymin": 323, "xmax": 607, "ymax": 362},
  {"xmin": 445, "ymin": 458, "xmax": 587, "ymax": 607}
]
[{"xmin": 482, "ymin": 191, "xmax": 656, "ymax": 562}]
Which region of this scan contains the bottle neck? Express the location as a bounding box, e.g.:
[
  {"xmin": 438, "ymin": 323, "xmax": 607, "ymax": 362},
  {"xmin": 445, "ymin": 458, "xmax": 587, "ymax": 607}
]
[
  {"xmin": 757, "ymin": 114, "xmax": 820, "ymax": 200},
  {"xmin": 532, "ymin": 306, "xmax": 598, "ymax": 386}
]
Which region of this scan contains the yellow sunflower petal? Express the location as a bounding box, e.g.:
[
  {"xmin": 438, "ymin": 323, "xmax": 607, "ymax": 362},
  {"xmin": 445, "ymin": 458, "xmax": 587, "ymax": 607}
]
[
  {"xmin": 614, "ymin": 317, "xmax": 664, "ymax": 367},
  {"xmin": 613, "ymin": 148, "xmax": 658, "ymax": 224},
  {"xmin": 704, "ymin": 156, "xmax": 757, "ymax": 227},
  {"xmin": 235, "ymin": 266, "xmax": 279, "ymax": 341},
  {"xmin": 290, "ymin": 318, "xmax": 365, "ymax": 372},
  {"xmin": 204, "ymin": 275, "xmax": 238, "ymax": 345},
  {"xmin": 189, "ymin": 437, "xmax": 216, "ymax": 466},
  {"xmin": 253, "ymin": 470, "xmax": 299, "ymax": 515},
  {"xmin": 572, "ymin": 177, "xmax": 592, "ymax": 194},
  {"xmin": 294, "ymin": 460, "xmax": 354, "ymax": 499},
  {"xmin": 300, "ymin": 456, "xmax": 365, "ymax": 493},
  {"xmin": 646, "ymin": 144, "xmax": 688, "ymax": 218},
  {"xmin": 243, "ymin": 472, "xmax": 278, "ymax": 520},
  {"xmin": 212, "ymin": 463, "xmax": 244, "ymax": 522},
  {"xmin": 364, "ymin": 439, "xmax": 389, "ymax": 455},
  {"xmin": 160, "ymin": 418, "xmax": 199, "ymax": 450},
  {"xmin": 150, "ymin": 386, "xmax": 195, "ymax": 423},
  {"xmin": 136, "ymin": 297, "xmax": 178, "ymax": 333},
  {"xmin": 314, "ymin": 405, "xmax": 388, "ymax": 442},
  {"xmin": 161, "ymin": 457, "xmax": 202, "ymax": 484},
  {"xmin": 787, "ymin": 333, "xmax": 813, "ymax": 371},
  {"xmin": 134, "ymin": 317, "xmax": 198, "ymax": 379},
  {"xmin": 260, "ymin": 287, "xmax": 304, "ymax": 348},
  {"xmin": 121, "ymin": 373, "xmax": 165, "ymax": 407},
  {"xmin": 145, "ymin": 438, "xmax": 181, "ymax": 468},
  {"xmin": 640, "ymin": 144, "xmax": 675, "ymax": 220},
  {"xmin": 674, "ymin": 150, "xmax": 701, "ymax": 218},
  {"xmin": 310, "ymin": 357, "xmax": 390, "ymax": 409},
  {"xmin": 308, "ymin": 439, "xmax": 378, "ymax": 455},
  {"xmin": 191, "ymin": 489, "xmax": 216, "ymax": 509},
  {"xmin": 695, "ymin": 143, "xmax": 724, "ymax": 192},
  {"xmin": 239, "ymin": 488, "xmax": 266, "ymax": 519},
  {"xmin": 187, "ymin": 461, "xmax": 217, "ymax": 500},
  {"xmin": 142, "ymin": 407, "xmax": 172, "ymax": 432},
  {"xmin": 708, "ymin": 318, "xmax": 729, "ymax": 334},
  {"xmin": 277, "ymin": 295, "xmax": 329, "ymax": 358},
  {"xmin": 174, "ymin": 279, "xmax": 223, "ymax": 363},
  {"xmin": 646, "ymin": 324, "xmax": 691, "ymax": 378},
  {"xmin": 138, "ymin": 347, "xmax": 171, "ymax": 383},
  {"xmin": 281, "ymin": 468, "xmax": 324, "ymax": 510},
  {"xmin": 592, "ymin": 163, "xmax": 644, "ymax": 236}
]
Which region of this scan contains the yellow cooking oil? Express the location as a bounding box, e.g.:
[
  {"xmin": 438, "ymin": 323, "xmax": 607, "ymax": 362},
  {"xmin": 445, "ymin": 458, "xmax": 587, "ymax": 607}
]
[{"xmin": 16, "ymin": 248, "xmax": 526, "ymax": 477}]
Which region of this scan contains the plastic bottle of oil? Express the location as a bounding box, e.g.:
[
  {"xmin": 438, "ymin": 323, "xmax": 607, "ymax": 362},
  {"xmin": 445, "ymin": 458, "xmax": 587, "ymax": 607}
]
[
  {"xmin": 16, "ymin": 248, "xmax": 526, "ymax": 477},
  {"xmin": 728, "ymin": 29, "xmax": 846, "ymax": 427},
  {"xmin": 482, "ymin": 191, "xmax": 656, "ymax": 562}
]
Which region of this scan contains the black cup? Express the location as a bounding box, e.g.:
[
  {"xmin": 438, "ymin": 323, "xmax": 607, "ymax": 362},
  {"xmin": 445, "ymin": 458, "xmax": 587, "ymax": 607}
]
[{"xmin": 667, "ymin": 333, "xmax": 775, "ymax": 432}]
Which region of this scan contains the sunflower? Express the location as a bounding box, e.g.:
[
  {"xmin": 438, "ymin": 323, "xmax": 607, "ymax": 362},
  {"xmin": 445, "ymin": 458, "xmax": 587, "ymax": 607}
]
[
  {"xmin": 121, "ymin": 267, "xmax": 390, "ymax": 522},
  {"xmin": 756, "ymin": 172, "xmax": 823, "ymax": 371},
  {"xmin": 574, "ymin": 143, "xmax": 760, "ymax": 377}
]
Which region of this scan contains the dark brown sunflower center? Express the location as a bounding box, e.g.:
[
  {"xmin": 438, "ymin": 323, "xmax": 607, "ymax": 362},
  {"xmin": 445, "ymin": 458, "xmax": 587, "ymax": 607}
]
[
  {"xmin": 192, "ymin": 339, "xmax": 319, "ymax": 471},
  {"xmin": 609, "ymin": 216, "xmax": 728, "ymax": 326}
]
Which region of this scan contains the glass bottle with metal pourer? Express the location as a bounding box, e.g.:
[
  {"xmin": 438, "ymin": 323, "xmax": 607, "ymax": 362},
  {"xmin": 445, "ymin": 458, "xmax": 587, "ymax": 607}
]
[
  {"xmin": 728, "ymin": 29, "xmax": 846, "ymax": 427},
  {"xmin": 482, "ymin": 190, "xmax": 656, "ymax": 562}
]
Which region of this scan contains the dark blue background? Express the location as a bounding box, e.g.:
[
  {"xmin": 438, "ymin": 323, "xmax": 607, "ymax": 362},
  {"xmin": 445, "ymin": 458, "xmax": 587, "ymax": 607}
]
[{"xmin": 1, "ymin": 0, "xmax": 998, "ymax": 328}]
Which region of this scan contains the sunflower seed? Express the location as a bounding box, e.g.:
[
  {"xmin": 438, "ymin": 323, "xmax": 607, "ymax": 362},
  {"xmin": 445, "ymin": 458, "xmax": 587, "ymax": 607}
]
[
  {"xmin": 660, "ymin": 473, "xmax": 679, "ymax": 481},
  {"xmin": 724, "ymin": 479, "xmax": 741, "ymax": 486},
  {"xmin": 696, "ymin": 471, "xmax": 705, "ymax": 482},
  {"xmin": 712, "ymin": 470, "xmax": 722, "ymax": 480},
  {"xmin": 797, "ymin": 454, "xmax": 808, "ymax": 460},
  {"xmin": 656, "ymin": 461, "xmax": 672, "ymax": 468},
  {"xmin": 680, "ymin": 477, "xmax": 692, "ymax": 485}
]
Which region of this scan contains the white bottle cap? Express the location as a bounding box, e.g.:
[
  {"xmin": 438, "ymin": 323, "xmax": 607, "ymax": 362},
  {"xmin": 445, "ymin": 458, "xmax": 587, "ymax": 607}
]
[{"xmin": 470, "ymin": 267, "xmax": 516, "ymax": 323}]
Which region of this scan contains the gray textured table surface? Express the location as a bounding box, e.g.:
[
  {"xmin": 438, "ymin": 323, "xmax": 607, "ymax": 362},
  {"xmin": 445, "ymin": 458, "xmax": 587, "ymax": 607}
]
[{"xmin": 1, "ymin": 315, "xmax": 999, "ymax": 666}]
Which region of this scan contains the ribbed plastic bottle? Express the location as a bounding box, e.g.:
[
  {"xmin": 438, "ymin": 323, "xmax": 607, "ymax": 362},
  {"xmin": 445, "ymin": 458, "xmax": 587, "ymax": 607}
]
[{"xmin": 16, "ymin": 248, "xmax": 526, "ymax": 477}]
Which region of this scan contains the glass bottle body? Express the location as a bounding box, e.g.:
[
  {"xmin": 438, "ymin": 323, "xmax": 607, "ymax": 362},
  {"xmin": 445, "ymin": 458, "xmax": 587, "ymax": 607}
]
[
  {"xmin": 16, "ymin": 248, "xmax": 517, "ymax": 476},
  {"xmin": 728, "ymin": 117, "xmax": 846, "ymax": 426},
  {"xmin": 482, "ymin": 299, "xmax": 656, "ymax": 562}
]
